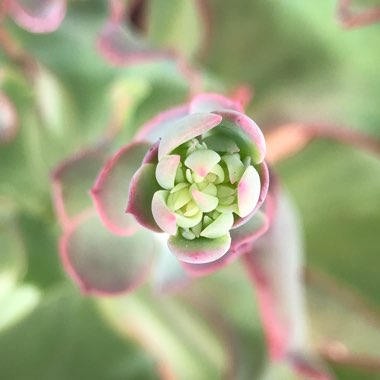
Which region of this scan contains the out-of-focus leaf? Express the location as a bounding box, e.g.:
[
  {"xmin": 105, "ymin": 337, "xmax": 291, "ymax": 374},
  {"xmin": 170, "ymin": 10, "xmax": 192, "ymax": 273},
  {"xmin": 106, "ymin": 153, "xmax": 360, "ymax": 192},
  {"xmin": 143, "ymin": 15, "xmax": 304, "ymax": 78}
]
[
  {"xmin": 0, "ymin": 207, "xmax": 26, "ymax": 291},
  {"xmin": 34, "ymin": 66, "xmax": 78, "ymax": 145},
  {"xmin": 60, "ymin": 213, "xmax": 155, "ymax": 295},
  {"xmin": 9, "ymin": 0, "xmax": 66, "ymax": 33},
  {"xmin": 276, "ymin": 140, "xmax": 380, "ymax": 309},
  {"xmin": 147, "ymin": 0, "xmax": 205, "ymax": 59},
  {"xmin": 307, "ymin": 270, "xmax": 380, "ymax": 359},
  {"xmin": 98, "ymin": 287, "xmax": 228, "ymax": 380},
  {"xmin": 0, "ymin": 92, "xmax": 18, "ymax": 144},
  {"xmin": 52, "ymin": 147, "xmax": 107, "ymax": 226},
  {"xmin": 19, "ymin": 211, "xmax": 63, "ymax": 289},
  {"xmin": 0, "ymin": 286, "xmax": 159, "ymax": 380},
  {"xmin": 0, "ymin": 284, "xmax": 40, "ymax": 332}
]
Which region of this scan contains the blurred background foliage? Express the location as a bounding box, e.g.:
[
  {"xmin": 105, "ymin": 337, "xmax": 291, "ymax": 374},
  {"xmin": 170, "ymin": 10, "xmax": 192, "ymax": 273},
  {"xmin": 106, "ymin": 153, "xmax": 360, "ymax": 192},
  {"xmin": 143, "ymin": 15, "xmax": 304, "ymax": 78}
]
[{"xmin": 0, "ymin": 0, "xmax": 380, "ymax": 379}]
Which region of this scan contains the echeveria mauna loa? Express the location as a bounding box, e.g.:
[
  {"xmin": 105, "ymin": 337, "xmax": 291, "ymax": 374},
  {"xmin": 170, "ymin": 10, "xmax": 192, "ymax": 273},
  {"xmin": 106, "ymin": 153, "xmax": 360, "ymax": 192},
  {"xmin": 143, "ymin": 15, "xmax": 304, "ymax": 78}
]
[
  {"xmin": 92, "ymin": 93, "xmax": 269, "ymax": 267},
  {"xmin": 55, "ymin": 93, "xmax": 332, "ymax": 379}
]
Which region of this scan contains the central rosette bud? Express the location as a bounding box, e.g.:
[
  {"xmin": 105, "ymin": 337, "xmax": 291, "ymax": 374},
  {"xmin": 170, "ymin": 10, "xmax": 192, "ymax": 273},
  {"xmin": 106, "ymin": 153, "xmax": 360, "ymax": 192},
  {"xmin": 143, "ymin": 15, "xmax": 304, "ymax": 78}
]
[{"xmin": 152, "ymin": 135, "xmax": 261, "ymax": 241}]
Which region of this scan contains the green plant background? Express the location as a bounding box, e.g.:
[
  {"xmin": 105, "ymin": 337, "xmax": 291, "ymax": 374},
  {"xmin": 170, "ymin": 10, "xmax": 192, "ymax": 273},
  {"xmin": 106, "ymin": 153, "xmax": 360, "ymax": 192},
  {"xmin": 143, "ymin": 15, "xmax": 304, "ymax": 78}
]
[{"xmin": 1, "ymin": 0, "xmax": 380, "ymax": 379}]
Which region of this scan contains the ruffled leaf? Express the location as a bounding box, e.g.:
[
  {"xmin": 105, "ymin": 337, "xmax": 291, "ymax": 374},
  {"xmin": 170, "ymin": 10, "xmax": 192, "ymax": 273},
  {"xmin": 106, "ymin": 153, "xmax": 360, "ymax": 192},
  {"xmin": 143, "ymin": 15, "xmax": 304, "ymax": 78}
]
[
  {"xmin": 60, "ymin": 213, "xmax": 155, "ymax": 295},
  {"xmin": 168, "ymin": 233, "xmax": 231, "ymax": 264},
  {"xmin": 10, "ymin": 0, "xmax": 66, "ymax": 33}
]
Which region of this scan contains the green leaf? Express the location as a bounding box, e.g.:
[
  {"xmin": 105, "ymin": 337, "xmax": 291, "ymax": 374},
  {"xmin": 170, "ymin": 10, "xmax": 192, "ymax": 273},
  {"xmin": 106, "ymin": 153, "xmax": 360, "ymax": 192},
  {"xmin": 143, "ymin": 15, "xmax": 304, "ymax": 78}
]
[
  {"xmin": 0, "ymin": 286, "xmax": 159, "ymax": 380},
  {"xmin": 276, "ymin": 140, "xmax": 380, "ymax": 309},
  {"xmin": 147, "ymin": 0, "xmax": 205, "ymax": 59},
  {"xmin": 98, "ymin": 287, "xmax": 227, "ymax": 380}
]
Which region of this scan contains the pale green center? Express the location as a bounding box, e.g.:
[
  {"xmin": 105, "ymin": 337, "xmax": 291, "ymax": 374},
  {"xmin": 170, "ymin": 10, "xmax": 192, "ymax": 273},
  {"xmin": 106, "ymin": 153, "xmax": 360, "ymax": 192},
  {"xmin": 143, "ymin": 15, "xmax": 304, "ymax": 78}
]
[{"xmin": 155, "ymin": 136, "xmax": 260, "ymax": 240}]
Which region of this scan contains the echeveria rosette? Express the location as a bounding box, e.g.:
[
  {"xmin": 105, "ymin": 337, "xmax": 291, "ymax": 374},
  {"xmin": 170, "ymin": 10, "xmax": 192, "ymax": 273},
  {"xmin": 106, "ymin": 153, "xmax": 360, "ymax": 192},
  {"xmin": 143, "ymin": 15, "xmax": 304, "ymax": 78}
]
[{"xmin": 88, "ymin": 93, "xmax": 269, "ymax": 279}]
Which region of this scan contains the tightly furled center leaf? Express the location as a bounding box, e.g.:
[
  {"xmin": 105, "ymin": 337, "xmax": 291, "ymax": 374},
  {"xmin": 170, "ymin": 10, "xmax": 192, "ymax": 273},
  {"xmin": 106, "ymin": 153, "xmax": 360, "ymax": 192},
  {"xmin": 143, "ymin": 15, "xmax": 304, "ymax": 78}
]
[{"xmin": 152, "ymin": 136, "xmax": 261, "ymax": 241}]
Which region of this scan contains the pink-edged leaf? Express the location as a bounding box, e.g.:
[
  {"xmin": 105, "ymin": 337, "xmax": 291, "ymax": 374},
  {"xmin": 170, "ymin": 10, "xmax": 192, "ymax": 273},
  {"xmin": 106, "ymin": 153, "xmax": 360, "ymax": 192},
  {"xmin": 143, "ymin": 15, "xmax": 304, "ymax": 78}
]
[
  {"xmin": 182, "ymin": 209, "xmax": 270, "ymax": 277},
  {"xmin": 151, "ymin": 190, "xmax": 177, "ymax": 235},
  {"xmin": 287, "ymin": 353, "xmax": 333, "ymax": 380},
  {"xmin": 60, "ymin": 212, "xmax": 155, "ymax": 296},
  {"xmin": 91, "ymin": 141, "xmax": 150, "ymax": 236},
  {"xmin": 0, "ymin": 92, "xmax": 18, "ymax": 144},
  {"xmin": 152, "ymin": 234, "xmax": 191, "ymax": 293},
  {"xmin": 168, "ymin": 233, "xmax": 231, "ymax": 264},
  {"xmin": 134, "ymin": 104, "xmax": 189, "ymax": 143},
  {"xmin": 230, "ymin": 210, "xmax": 270, "ymax": 254},
  {"xmin": 126, "ymin": 163, "xmax": 161, "ymax": 232},
  {"xmin": 97, "ymin": 21, "xmax": 169, "ymax": 67},
  {"xmin": 243, "ymin": 191, "xmax": 332, "ymax": 379},
  {"xmin": 189, "ymin": 93, "xmax": 244, "ymax": 114},
  {"xmin": 214, "ymin": 109, "xmax": 266, "ymax": 164},
  {"xmin": 233, "ymin": 161, "xmax": 270, "ymax": 229},
  {"xmin": 158, "ymin": 113, "xmax": 223, "ymax": 159},
  {"xmin": 10, "ymin": 0, "xmax": 66, "ymax": 33},
  {"xmin": 52, "ymin": 148, "xmax": 107, "ymax": 228}
]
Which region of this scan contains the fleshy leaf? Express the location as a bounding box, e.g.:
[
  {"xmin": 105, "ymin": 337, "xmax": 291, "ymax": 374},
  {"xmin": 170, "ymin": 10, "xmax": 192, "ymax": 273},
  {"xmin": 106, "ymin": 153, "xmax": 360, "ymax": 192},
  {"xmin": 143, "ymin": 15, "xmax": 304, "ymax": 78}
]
[
  {"xmin": 183, "ymin": 210, "xmax": 270, "ymax": 277},
  {"xmin": 230, "ymin": 210, "xmax": 270, "ymax": 254},
  {"xmin": 175, "ymin": 210, "xmax": 203, "ymax": 229},
  {"xmin": 91, "ymin": 142, "xmax": 149, "ymax": 236},
  {"xmin": 146, "ymin": 0, "xmax": 205, "ymax": 59},
  {"xmin": 127, "ymin": 163, "xmax": 161, "ymax": 232},
  {"xmin": 10, "ymin": 0, "xmax": 66, "ymax": 33},
  {"xmin": 60, "ymin": 213, "xmax": 155, "ymax": 295},
  {"xmin": 237, "ymin": 165, "xmax": 261, "ymax": 217},
  {"xmin": 52, "ymin": 148, "xmax": 107, "ymax": 227},
  {"xmin": 168, "ymin": 233, "xmax": 231, "ymax": 264},
  {"xmin": 155, "ymin": 155, "xmax": 181, "ymax": 189},
  {"xmin": 184, "ymin": 149, "xmax": 221, "ymax": 177},
  {"xmin": 190, "ymin": 185, "xmax": 219, "ymax": 213},
  {"xmin": 158, "ymin": 113, "xmax": 222, "ymax": 159},
  {"xmin": 189, "ymin": 93, "xmax": 244, "ymax": 114},
  {"xmin": 243, "ymin": 192, "xmax": 331, "ymax": 379},
  {"xmin": 233, "ymin": 162, "xmax": 270, "ymax": 228},
  {"xmin": 214, "ymin": 110, "xmax": 266, "ymax": 164},
  {"xmin": 200, "ymin": 213, "xmax": 234, "ymax": 239},
  {"xmin": 97, "ymin": 21, "xmax": 168, "ymax": 67},
  {"xmin": 202, "ymin": 134, "xmax": 240, "ymax": 153},
  {"xmin": 151, "ymin": 190, "xmax": 177, "ymax": 235},
  {"xmin": 135, "ymin": 105, "xmax": 189, "ymax": 143},
  {"xmin": 152, "ymin": 234, "xmax": 191, "ymax": 293}
]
